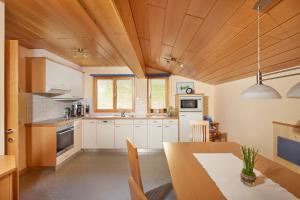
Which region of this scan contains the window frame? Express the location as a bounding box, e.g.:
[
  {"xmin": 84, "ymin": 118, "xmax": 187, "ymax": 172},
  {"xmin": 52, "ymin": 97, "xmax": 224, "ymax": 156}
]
[
  {"xmin": 93, "ymin": 76, "xmax": 135, "ymax": 113},
  {"xmin": 147, "ymin": 77, "xmax": 169, "ymax": 113}
]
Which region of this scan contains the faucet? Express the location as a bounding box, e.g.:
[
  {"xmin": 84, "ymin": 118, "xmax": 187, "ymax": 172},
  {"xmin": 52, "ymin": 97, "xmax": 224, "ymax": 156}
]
[{"xmin": 121, "ymin": 111, "xmax": 126, "ymax": 117}]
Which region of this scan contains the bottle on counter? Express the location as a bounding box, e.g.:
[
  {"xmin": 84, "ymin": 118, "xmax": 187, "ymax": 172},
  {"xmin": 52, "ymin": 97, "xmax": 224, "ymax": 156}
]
[{"xmin": 85, "ymin": 104, "xmax": 90, "ymax": 114}]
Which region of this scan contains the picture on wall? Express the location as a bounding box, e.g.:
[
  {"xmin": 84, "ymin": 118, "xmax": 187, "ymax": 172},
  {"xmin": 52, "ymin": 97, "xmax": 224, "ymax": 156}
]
[{"xmin": 176, "ymin": 82, "xmax": 194, "ymax": 94}]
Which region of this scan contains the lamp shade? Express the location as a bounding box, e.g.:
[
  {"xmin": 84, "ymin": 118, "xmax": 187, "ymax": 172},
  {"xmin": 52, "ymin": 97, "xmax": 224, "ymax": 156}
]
[
  {"xmin": 287, "ymin": 82, "xmax": 300, "ymax": 98},
  {"xmin": 241, "ymin": 83, "xmax": 281, "ymax": 99}
]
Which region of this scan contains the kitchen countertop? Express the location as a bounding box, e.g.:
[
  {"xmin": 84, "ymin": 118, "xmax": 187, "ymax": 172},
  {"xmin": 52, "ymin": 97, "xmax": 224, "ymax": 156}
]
[
  {"xmin": 26, "ymin": 115, "xmax": 178, "ymax": 127},
  {"xmin": 0, "ymin": 155, "xmax": 16, "ymax": 179},
  {"xmin": 25, "ymin": 117, "xmax": 84, "ymax": 127}
]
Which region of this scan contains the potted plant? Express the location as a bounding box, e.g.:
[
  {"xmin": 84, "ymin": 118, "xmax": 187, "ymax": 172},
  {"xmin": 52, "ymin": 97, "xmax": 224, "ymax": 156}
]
[{"xmin": 240, "ymin": 146, "xmax": 258, "ymax": 186}]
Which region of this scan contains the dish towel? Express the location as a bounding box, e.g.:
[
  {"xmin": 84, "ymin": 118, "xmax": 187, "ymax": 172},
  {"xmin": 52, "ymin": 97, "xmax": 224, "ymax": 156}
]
[{"xmin": 193, "ymin": 153, "xmax": 299, "ymax": 200}]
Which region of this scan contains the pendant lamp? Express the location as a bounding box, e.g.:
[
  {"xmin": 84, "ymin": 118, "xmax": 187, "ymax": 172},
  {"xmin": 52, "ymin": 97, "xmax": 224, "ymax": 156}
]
[
  {"xmin": 286, "ymin": 82, "xmax": 300, "ymax": 98},
  {"xmin": 241, "ymin": 5, "xmax": 281, "ymax": 99}
]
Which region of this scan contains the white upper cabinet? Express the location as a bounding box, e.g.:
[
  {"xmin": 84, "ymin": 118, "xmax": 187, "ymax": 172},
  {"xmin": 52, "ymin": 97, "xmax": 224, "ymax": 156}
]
[{"xmin": 25, "ymin": 57, "xmax": 83, "ymax": 99}]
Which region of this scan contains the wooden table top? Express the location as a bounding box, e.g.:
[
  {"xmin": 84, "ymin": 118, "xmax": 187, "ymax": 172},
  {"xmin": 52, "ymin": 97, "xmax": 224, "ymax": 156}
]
[
  {"xmin": 163, "ymin": 142, "xmax": 300, "ymax": 200},
  {"xmin": 0, "ymin": 155, "xmax": 16, "ymax": 179}
]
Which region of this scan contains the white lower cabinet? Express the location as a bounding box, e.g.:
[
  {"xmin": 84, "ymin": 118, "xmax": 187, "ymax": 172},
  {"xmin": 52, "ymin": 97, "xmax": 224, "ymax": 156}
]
[
  {"xmin": 133, "ymin": 120, "xmax": 148, "ymax": 148},
  {"xmin": 97, "ymin": 120, "xmax": 115, "ymax": 148},
  {"xmin": 148, "ymin": 124, "xmax": 163, "ymax": 149},
  {"xmin": 82, "ymin": 120, "xmax": 97, "ymax": 148},
  {"xmin": 82, "ymin": 118, "xmax": 178, "ymax": 149},
  {"xmin": 163, "ymin": 125, "xmax": 178, "ymax": 142},
  {"xmin": 115, "ymin": 120, "xmax": 134, "ymax": 148}
]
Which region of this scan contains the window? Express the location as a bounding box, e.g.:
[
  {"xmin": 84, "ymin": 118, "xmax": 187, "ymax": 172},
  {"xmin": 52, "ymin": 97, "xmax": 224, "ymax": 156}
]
[
  {"xmin": 148, "ymin": 78, "xmax": 168, "ymax": 112},
  {"xmin": 94, "ymin": 77, "xmax": 134, "ymax": 112}
]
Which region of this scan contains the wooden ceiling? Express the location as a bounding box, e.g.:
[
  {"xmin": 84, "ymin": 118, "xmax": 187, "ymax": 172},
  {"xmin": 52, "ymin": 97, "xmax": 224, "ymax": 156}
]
[
  {"xmin": 130, "ymin": 0, "xmax": 300, "ymax": 84},
  {"xmin": 4, "ymin": 0, "xmax": 300, "ymax": 84},
  {"xmin": 4, "ymin": 0, "xmax": 145, "ymax": 77}
]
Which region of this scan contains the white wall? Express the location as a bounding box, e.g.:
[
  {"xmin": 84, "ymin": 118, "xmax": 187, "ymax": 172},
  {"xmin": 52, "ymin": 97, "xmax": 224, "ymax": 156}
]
[
  {"xmin": 214, "ymin": 70, "xmax": 300, "ymax": 159},
  {"xmin": 0, "ymin": 1, "xmax": 5, "ymax": 155},
  {"xmin": 83, "ymin": 67, "xmax": 215, "ymax": 117}
]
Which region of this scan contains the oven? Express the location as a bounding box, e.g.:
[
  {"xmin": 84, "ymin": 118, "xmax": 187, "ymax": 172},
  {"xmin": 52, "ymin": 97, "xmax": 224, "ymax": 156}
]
[
  {"xmin": 179, "ymin": 95, "xmax": 203, "ymax": 112},
  {"xmin": 56, "ymin": 122, "xmax": 74, "ymax": 156}
]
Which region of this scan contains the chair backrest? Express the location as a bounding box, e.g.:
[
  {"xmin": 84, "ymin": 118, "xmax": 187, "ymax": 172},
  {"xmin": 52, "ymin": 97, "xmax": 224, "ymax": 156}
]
[
  {"xmin": 190, "ymin": 120, "xmax": 210, "ymax": 142},
  {"xmin": 127, "ymin": 138, "xmax": 144, "ymax": 192},
  {"xmin": 128, "ymin": 176, "xmax": 148, "ymax": 200}
]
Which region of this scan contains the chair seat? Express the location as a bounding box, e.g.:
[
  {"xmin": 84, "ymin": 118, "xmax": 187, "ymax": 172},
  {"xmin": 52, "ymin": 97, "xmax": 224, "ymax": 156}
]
[{"xmin": 145, "ymin": 182, "xmax": 173, "ymax": 200}]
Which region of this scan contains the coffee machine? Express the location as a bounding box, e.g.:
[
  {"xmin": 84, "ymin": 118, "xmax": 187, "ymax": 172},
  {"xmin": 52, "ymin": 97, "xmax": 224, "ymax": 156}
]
[{"xmin": 77, "ymin": 103, "xmax": 84, "ymax": 117}]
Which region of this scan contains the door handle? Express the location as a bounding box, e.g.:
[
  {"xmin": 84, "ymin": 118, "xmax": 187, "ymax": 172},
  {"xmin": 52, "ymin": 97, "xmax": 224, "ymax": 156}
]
[{"xmin": 5, "ymin": 129, "xmax": 14, "ymax": 134}]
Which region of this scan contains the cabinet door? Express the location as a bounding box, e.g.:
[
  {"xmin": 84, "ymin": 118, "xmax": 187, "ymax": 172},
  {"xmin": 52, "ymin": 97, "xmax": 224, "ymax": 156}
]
[
  {"xmin": 82, "ymin": 120, "xmax": 97, "ymax": 148},
  {"xmin": 115, "ymin": 125, "xmax": 133, "ymax": 148},
  {"xmin": 133, "ymin": 125, "xmax": 148, "ymax": 148},
  {"xmin": 46, "ymin": 59, "xmax": 69, "ymax": 92},
  {"xmin": 163, "ymin": 124, "xmax": 178, "ymax": 142},
  {"xmin": 0, "ymin": 173, "xmax": 12, "ymax": 200},
  {"xmin": 74, "ymin": 120, "xmax": 82, "ymax": 152},
  {"xmin": 69, "ymin": 69, "xmax": 83, "ymax": 98},
  {"xmin": 97, "ymin": 120, "xmax": 115, "ymax": 148},
  {"xmin": 148, "ymin": 125, "xmax": 163, "ymax": 149}
]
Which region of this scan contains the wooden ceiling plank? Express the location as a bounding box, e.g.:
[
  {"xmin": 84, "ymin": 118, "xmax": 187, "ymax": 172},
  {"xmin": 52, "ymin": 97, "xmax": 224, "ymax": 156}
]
[
  {"xmin": 162, "ymin": 0, "xmax": 192, "ymax": 46},
  {"xmin": 187, "ymin": 0, "xmax": 244, "ymax": 52},
  {"xmin": 185, "ymin": 0, "xmax": 258, "ymax": 69},
  {"xmin": 187, "ymin": 0, "xmax": 217, "ymax": 18},
  {"xmin": 148, "ymin": 0, "xmax": 168, "ymax": 9},
  {"xmin": 129, "ymin": 0, "xmax": 150, "ymax": 40},
  {"xmin": 199, "ymin": 36, "xmax": 280, "ymax": 81},
  {"xmin": 5, "ymin": 0, "xmax": 126, "ymax": 66},
  {"xmin": 209, "ymin": 46, "xmax": 300, "ymax": 84},
  {"xmin": 171, "ymin": 15, "xmax": 203, "ymax": 59},
  {"xmin": 214, "ymin": 57, "xmax": 300, "ymax": 85},
  {"xmin": 267, "ymin": 0, "xmax": 300, "ymax": 24},
  {"xmin": 148, "ymin": 5, "xmax": 165, "ymax": 65},
  {"xmin": 195, "ymin": 13, "xmax": 300, "ymax": 80},
  {"xmin": 189, "ymin": 13, "xmax": 293, "ymax": 79}
]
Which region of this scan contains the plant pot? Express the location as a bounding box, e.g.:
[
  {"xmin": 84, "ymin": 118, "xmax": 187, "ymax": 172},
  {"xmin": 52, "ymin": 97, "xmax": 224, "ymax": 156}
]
[{"xmin": 240, "ymin": 172, "xmax": 256, "ymax": 186}]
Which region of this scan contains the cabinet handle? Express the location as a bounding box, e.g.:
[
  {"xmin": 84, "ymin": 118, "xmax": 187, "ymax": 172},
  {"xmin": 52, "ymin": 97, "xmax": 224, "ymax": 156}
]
[
  {"xmin": 115, "ymin": 126, "xmax": 120, "ymax": 127},
  {"xmin": 157, "ymin": 126, "xmax": 162, "ymax": 127},
  {"xmin": 135, "ymin": 125, "xmax": 140, "ymax": 127},
  {"xmin": 103, "ymin": 121, "xmax": 108, "ymax": 123},
  {"xmin": 165, "ymin": 126, "xmax": 169, "ymax": 127}
]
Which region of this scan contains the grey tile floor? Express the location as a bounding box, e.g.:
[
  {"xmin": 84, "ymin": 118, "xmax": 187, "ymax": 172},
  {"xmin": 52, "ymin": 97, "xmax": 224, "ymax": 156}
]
[{"xmin": 20, "ymin": 151, "xmax": 175, "ymax": 200}]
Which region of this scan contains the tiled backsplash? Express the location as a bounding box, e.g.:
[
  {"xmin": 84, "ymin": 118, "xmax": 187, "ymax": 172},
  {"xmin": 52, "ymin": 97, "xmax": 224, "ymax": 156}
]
[{"xmin": 28, "ymin": 94, "xmax": 72, "ymax": 122}]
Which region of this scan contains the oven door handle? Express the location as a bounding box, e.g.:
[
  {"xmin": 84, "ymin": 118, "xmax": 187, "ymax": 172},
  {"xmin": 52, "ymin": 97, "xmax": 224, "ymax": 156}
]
[{"xmin": 57, "ymin": 128, "xmax": 74, "ymax": 135}]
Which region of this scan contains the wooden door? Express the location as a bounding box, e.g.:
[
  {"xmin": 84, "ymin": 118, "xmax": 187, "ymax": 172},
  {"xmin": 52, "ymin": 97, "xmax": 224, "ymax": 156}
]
[{"xmin": 5, "ymin": 40, "xmax": 19, "ymax": 200}]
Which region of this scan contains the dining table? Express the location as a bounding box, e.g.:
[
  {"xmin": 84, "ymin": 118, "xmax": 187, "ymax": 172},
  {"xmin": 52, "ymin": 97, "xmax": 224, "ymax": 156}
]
[{"xmin": 163, "ymin": 142, "xmax": 300, "ymax": 200}]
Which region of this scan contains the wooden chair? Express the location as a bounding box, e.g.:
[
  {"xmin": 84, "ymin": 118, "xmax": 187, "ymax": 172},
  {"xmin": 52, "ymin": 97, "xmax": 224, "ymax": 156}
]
[
  {"xmin": 127, "ymin": 138, "xmax": 173, "ymax": 200},
  {"xmin": 190, "ymin": 120, "xmax": 210, "ymax": 142},
  {"xmin": 128, "ymin": 176, "xmax": 148, "ymax": 200}
]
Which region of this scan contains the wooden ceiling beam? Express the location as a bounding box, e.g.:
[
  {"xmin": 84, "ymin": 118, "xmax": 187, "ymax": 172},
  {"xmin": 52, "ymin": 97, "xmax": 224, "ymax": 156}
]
[{"xmin": 78, "ymin": 0, "xmax": 145, "ymax": 78}]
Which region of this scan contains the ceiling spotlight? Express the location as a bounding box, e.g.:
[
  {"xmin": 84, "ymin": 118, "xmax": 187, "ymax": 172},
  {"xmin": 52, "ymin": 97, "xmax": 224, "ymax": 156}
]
[
  {"xmin": 164, "ymin": 56, "xmax": 184, "ymax": 68},
  {"xmin": 72, "ymin": 48, "xmax": 88, "ymax": 58}
]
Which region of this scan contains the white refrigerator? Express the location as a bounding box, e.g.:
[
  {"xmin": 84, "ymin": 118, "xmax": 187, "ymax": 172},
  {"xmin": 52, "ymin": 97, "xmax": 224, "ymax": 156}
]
[{"xmin": 179, "ymin": 112, "xmax": 203, "ymax": 142}]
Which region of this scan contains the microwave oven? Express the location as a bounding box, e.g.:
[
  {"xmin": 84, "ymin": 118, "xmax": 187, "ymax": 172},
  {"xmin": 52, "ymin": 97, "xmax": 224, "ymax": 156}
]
[{"xmin": 179, "ymin": 95, "xmax": 203, "ymax": 112}]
